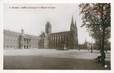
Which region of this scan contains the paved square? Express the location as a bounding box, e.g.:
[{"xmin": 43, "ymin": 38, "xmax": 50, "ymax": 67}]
[{"xmin": 4, "ymin": 49, "xmax": 110, "ymax": 70}]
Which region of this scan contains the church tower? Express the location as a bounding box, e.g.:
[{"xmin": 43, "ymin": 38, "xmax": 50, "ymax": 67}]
[
  {"xmin": 74, "ymin": 21, "xmax": 78, "ymax": 48},
  {"xmin": 19, "ymin": 29, "xmax": 24, "ymax": 49},
  {"xmin": 44, "ymin": 21, "xmax": 52, "ymax": 49},
  {"xmin": 45, "ymin": 21, "xmax": 51, "ymax": 34},
  {"xmin": 70, "ymin": 16, "xmax": 78, "ymax": 49}
]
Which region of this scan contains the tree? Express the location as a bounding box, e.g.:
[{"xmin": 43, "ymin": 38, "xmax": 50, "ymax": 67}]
[{"xmin": 79, "ymin": 3, "xmax": 111, "ymax": 66}]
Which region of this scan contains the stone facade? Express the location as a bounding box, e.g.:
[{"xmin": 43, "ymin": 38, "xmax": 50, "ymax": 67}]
[
  {"xmin": 38, "ymin": 17, "xmax": 78, "ymax": 49},
  {"xmin": 4, "ymin": 17, "xmax": 78, "ymax": 49},
  {"xmin": 4, "ymin": 29, "xmax": 39, "ymax": 49}
]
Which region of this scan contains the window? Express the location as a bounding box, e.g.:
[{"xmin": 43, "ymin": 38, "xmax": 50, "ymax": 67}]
[{"xmin": 24, "ymin": 45, "xmax": 26, "ymax": 48}]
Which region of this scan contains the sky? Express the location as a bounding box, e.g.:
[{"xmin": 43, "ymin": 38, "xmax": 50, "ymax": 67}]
[{"xmin": 3, "ymin": 3, "xmax": 94, "ymax": 44}]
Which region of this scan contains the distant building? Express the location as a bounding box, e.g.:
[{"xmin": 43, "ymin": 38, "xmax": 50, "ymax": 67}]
[
  {"xmin": 4, "ymin": 29, "xmax": 39, "ymax": 49},
  {"xmin": 78, "ymin": 41, "xmax": 92, "ymax": 50},
  {"xmin": 38, "ymin": 17, "xmax": 78, "ymax": 49}
]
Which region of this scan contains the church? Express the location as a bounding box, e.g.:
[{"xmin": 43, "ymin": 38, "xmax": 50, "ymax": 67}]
[{"xmin": 38, "ymin": 17, "xmax": 78, "ymax": 49}]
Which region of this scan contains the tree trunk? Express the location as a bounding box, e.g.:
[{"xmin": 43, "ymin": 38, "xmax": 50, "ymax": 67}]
[
  {"xmin": 100, "ymin": 26, "xmax": 106, "ymax": 66},
  {"xmin": 100, "ymin": 4, "xmax": 106, "ymax": 66}
]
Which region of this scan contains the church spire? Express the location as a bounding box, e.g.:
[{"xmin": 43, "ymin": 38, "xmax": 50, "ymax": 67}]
[
  {"xmin": 71, "ymin": 16, "xmax": 74, "ymax": 25},
  {"xmin": 74, "ymin": 20, "xmax": 77, "ymax": 31},
  {"xmin": 70, "ymin": 16, "xmax": 74, "ymax": 31}
]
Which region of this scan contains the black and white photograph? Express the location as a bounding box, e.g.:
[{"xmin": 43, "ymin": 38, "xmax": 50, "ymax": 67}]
[{"xmin": 3, "ymin": 3, "xmax": 111, "ymax": 70}]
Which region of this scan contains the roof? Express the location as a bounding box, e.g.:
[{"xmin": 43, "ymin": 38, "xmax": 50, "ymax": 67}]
[
  {"xmin": 4, "ymin": 29, "xmax": 39, "ymax": 39},
  {"xmin": 49, "ymin": 31, "xmax": 71, "ymax": 36}
]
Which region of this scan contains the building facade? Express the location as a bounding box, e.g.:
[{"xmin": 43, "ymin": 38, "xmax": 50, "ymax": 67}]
[
  {"xmin": 4, "ymin": 29, "xmax": 39, "ymax": 49},
  {"xmin": 38, "ymin": 17, "xmax": 78, "ymax": 49},
  {"xmin": 4, "ymin": 17, "xmax": 78, "ymax": 49}
]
